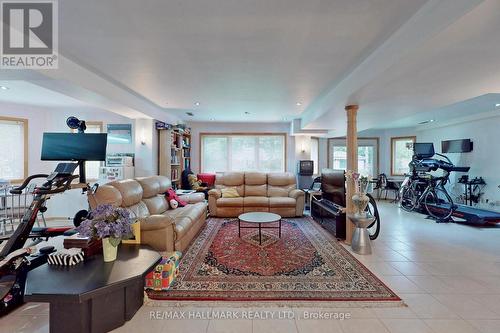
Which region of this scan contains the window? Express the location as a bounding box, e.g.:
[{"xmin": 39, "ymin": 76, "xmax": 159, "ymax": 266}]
[
  {"xmin": 311, "ymin": 137, "xmax": 319, "ymax": 175},
  {"xmin": 328, "ymin": 138, "xmax": 379, "ymax": 177},
  {"xmin": 0, "ymin": 117, "xmax": 27, "ymax": 182},
  {"xmin": 72, "ymin": 121, "xmax": 103, "ymax": 180},
  {"xmin": 201, "ymin": 134, "xmax": 286, "ymax": 173},
  {"xmin": 391, "ymin": 136, "xmax": 416, "ymax": 176}
]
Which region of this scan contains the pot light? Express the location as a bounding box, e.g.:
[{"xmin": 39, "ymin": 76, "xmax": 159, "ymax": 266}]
[
  {"xmin": 495, "ymin": 103, "xmax": 500, "ymax": 107},
  {"xmin": 296, "ymin": 102, "xmax": 302, "ymax": 106},
  {"xmin": 209, "ymin": 118, "xmax": 215, "ymax": 121},
  {"xmin": 0, "ymin": 86, "xmax": 9, "ymax": 90},
  {"xmin": 194, "ymin": 102, "xmax": 200, "ymax": 106}
]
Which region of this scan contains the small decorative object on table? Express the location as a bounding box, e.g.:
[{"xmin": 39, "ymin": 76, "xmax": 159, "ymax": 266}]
[
  {"xmin": 76, "ymin": 204, "xmax": 134, "ymax": 262},
  {"xmin": 47, "ymin": 248, "xmax": 85, "ymax": 266},
  {"xmin": 145, "ymin": 251, "xmax": 182, "ymax": 290}
]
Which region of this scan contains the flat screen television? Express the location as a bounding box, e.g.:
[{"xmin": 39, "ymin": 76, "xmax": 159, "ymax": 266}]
[
  {"xmin": 413, "ymin": 143, "xmax": 435, "ymax": 159},
  {"xmin": 298, "ymin": 160, "xmax": 314, "ymax": 175},
  {"xmin": 41, "ymin": 133, "xmax": 107, "ymax": 161},
  {"xmin": 441, "ymin": 139, "xmax": 473, "ymax": 153}
]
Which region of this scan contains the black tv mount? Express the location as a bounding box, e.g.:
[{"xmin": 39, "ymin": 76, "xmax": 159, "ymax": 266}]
[{"xmin": 66, "ymin": 116, "xmax": 87, "ymax": 184}]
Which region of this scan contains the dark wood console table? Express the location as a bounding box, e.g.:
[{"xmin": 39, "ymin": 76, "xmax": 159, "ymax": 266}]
[{"xmin": 24, "ymin": 244, "xmax": 161, "ymax": 333}]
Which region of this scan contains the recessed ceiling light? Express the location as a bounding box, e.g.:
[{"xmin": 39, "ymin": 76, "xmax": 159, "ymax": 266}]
[
  {"xmin": 244, "ymin": 112, "xmax": 250, "ymax": 115},
  {"xmin": 194, "ymin": 102, "xmax": 200, "ymax": 106},
  {"xmin": 0, "ymin": 86, "xmax": 9, "ymax": 90},
  {"xmin": 296, "ymin": 102, "xmax": 302, "ymax": 106},
  {"xmin": 496, "ymin": 103, "xmax": 500, "ymax": 107},
  {"xmin": 209, "ymin": 118, "xmax": 215, "ymax": 121}
]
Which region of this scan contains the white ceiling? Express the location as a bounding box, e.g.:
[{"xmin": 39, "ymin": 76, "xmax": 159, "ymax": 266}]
[
  {"xmin": 1, "ymin": 0, "xmax": 499, "ymax": 133},
  {"xmin": 56, "ymin": 0, "xmax": 427, "ymax": 122},
  {"xmin": 0, "ymin": 80, "xmax": 89, "ymax": 107}
]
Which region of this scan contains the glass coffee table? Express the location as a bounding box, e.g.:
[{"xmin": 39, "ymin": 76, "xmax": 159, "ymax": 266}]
[{"xmin": 238, "ymin": 212, "xmax": 282, "ymax": 245}]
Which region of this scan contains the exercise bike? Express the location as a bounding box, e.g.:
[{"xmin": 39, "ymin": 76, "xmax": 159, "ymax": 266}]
[{"xmin": 0, "ymin": 163, "xmax": 79, "ymax": 315}]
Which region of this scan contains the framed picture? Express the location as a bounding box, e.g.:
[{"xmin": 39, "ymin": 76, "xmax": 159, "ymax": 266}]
[{"xmin": 107, "ymin": 124, "xmax": 132, "ymax": 144}]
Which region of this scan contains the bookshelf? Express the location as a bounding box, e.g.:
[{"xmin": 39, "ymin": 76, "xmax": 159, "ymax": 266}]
[{"xmin": 158, "ymin": 126, "xmax": 192, "ymax": 189}]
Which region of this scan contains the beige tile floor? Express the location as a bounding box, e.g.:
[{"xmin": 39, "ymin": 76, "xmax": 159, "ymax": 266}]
[{"xmin": 2, "ymin": 201, "xmax": 500, "ymax": 333}]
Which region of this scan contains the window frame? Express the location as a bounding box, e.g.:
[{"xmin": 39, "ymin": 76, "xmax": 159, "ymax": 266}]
[
  {"xmin": 0, "ymin": 116, "xmax": 28, "ymax": 183},
  {"xmin": 327, "ymin": 137, "xmax": 380, "ymax": 176},
  {"xmin": 199, "ymin": 132, "xmax": 287, "ymax": 173},
  {"xmin": 390, "ymin": 136, "xmax": 416, "ymax": 176}
]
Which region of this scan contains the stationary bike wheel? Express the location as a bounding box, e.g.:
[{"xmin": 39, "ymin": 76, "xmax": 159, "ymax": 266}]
[
  {"xmin": 424, "ymin": 188, "xmax": 453, "ymax": 221},
  {"xmin": 73, "ymin": 209, "xmax": 88, "ymax": 227},
  {"xmin": 400, "ymin": 185, "xmax": 416, "ymax": 212},
  {"xmin": 365, "ymin": 194, "xmax": 380, "ymax": 240}
]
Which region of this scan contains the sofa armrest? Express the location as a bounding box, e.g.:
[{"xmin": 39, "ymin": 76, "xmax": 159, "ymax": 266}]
[
  {"xmin": 140, "ymin": 215, "xmax": 174, "ymax": 231},
  {"xmin": 208, "ymin": 188, "xmax": 221, "ymax": 199},
  {"xmin": 180, "ymin": 192, "xmax": 205, "ymax": 204},
  {"xmin": 289, "ymin": 189, "xmax": 305, "ymax": 217},
  {"xmin": 289, "ymin": 189, "xmax": 305, "ymax": 199}
]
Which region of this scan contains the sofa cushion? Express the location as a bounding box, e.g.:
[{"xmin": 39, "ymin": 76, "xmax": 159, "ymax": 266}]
[
  {"xmin": 245, "ymin": 172, "xmax": 267, "ymax": 185},
  {"xmin": 269, "ymin": 197, "xmax": 296, "ymax": 208},
  {"xmin": 267, "ymin": 172, "xmax": 296, "ymax": 197},
  {"xmin": 221, "ymin": 187, "xmax": 240, "ymax": 198},
  {"xmin": 126, "ymin": 201, "xmax": 150, "ymax": 218},
  {"xmin": 220, "ymin": 172, "xmax": 244, "ymax": 186},
  {"xmin": 244, "ymin": 184, "xmax": 267, "ymax": 196},
  {"xmin": 217, "ymin": 197, "xmax": 244, "ymax": 207},
  {"xmin": 90, "ymin": 185, "xmax": 122, "ymax": 209},
  {"xmin": 244, "ymin": 196, "xmax": 269, "ymax": 207},
  {"xmin": 136, "ymin": 176, "xmax": 160, "ymax": 198},
  {"xmin": 109, "ymin": 179, "xmax": 143, "ymax": 207},
  {"xmin": 268, "ymin": 172, "xmax": 295, "ymax": 186},
  {"xmin": 143, "ymin": 195, "xmax": 169, "ymax": 215}
]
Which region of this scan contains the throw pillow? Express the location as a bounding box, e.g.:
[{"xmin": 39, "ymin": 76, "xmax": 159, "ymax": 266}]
[
  {"xmin": 221, "ymin": 187, "xmax": 240, "ymax": 198},
  {"xmin": 165, "ymin": 188, "xmax": 187, "ymax": 207}
]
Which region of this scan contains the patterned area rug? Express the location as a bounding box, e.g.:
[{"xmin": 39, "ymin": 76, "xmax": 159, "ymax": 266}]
[{"xmin": 147, "ymin": 217, "xmax": 400, "ymax": 303}]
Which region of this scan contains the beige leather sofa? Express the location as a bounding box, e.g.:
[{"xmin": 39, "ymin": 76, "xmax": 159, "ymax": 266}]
[
  {"xmin": 208, "ymin": 172, "xmax": 305, "ymax": 217},
  {"xmin": 90, "ymin": 176, "xmax": 207, "ymax": 252}
]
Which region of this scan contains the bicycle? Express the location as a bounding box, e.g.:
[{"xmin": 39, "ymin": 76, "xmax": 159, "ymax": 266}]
[{"xmin": 399, "ymin": 153, "xmax": 469, "ymax": 222}]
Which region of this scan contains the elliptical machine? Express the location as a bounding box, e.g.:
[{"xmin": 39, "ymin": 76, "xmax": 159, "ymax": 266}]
[{"xmin": 0, "ymin": 163, "xmax": 79, "ymax": 314}]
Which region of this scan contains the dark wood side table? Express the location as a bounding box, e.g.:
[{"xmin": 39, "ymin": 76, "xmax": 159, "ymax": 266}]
[{"xmin": 24, "ymin": 244, "xmax": 161, "ymax": 333}]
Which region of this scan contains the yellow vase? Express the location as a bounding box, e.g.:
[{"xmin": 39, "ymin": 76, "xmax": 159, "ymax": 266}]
[{"xmin": 102, "ymin": 238, "xmax": 118, "ymax": 262}]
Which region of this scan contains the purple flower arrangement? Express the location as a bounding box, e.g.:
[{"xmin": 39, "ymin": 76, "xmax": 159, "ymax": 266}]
[{"xmin": 77, "ymin": 204, "xmax": 133, "ymax": 246}]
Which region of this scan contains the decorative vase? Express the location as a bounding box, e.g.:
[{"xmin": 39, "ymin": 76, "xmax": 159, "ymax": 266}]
[
  {"xmin": 352, "ymin": 192, "xmax": 370, "ymax": 216},
  {"xmin": 102, "ymin": 238, "xmax": 118, "ymax": 262}
]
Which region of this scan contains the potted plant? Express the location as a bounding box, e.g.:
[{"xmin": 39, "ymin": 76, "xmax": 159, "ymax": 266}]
[{"xmin": 76, "ymin": 204, "xmax": 133, "ymax": 262}]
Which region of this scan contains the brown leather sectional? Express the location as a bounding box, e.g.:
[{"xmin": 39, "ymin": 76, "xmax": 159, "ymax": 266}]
[
  {"xmin": 208, "ymin": 172, "xmax": 305, "ymax": 217},
  {"xmin": 90, "ymin": 176, "xmax": 207, "ymax": 252}
]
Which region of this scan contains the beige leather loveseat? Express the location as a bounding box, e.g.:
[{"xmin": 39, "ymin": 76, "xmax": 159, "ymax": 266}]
[
  {"xmin": 208, "ymin": 172, "xmax": 304, "ymax": 217},
  {"xmin": 90, "ymin": 176, "xmax": 207, "ymax": 252}
]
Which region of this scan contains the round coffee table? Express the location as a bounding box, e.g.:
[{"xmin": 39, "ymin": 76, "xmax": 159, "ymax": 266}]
[{"xmin": 238, "ymin": 212, "xmax": 282, "ymax": 245}]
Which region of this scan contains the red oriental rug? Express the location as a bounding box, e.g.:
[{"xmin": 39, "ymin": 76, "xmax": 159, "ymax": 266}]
[{"xmin": 147, "ymin": 217, "xmax": 400, "ymax": 303}]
